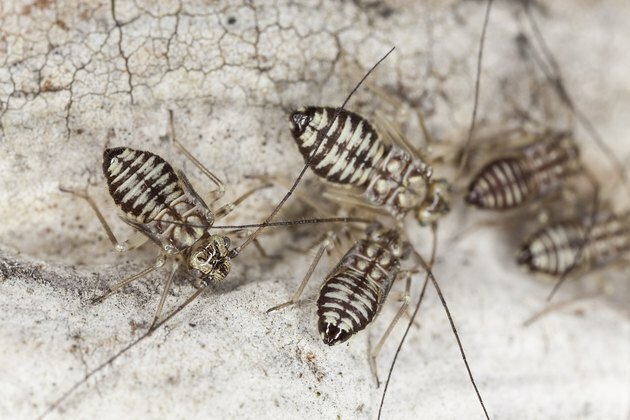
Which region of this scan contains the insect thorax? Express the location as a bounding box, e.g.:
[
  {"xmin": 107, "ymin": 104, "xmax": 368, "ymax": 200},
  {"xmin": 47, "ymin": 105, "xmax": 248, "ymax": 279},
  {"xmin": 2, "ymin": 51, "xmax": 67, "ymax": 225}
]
[
  {"xmin": 522, "ymin": 135, "xmax": 581, "ymax": 197},
  {"xmin": 366, "ymin": 146, "xmax": 441, "ymax": 221}
]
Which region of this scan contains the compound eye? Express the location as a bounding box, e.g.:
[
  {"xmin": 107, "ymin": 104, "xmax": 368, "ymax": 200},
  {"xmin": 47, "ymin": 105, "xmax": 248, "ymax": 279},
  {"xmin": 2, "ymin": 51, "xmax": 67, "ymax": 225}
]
[{"xmin": 223, "ymin": 237, "xmax": 231, "ymax": 248}]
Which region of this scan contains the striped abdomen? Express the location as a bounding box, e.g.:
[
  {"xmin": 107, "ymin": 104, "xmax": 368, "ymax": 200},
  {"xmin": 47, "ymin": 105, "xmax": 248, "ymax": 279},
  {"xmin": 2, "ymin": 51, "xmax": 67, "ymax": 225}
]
[
  {"xmin": 290, "ymin": 107, "xmax": 387, "ymax": 186},
  {"xmin": 290, "ymin": 107, "xmax": 433, "ymax": 219},
  {"xmin": 317, "ymin": 228, "xmax": 406, "ymax": 345},
  {"xmin": 517, "ymin": 213, "xmax": 630, "ymax": 276},
  {"xmin": 103, "ymin": 147, "xmax": 213, "ymax": 253},
  {"xmin": 466, "ymin": 135, "xmax": 580, "ymax": 210}
]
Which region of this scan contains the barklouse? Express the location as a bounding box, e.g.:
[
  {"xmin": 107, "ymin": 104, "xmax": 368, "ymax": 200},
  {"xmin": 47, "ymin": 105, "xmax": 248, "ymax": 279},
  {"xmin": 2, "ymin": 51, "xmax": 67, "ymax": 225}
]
[
  {"xmin": 289, "ymin": 106, "xmax": 450, "ymax": 225},
  {"xmin": 268, "ymin": 222, "xmax": 417, "ymax": 381},
  {"xmin": 40, "ymin": 213, "xmax": 369, "ymax": 420},
  {"xmin": 60, "ymin": 113, "xmax": 272, "ymax": 330},
  {"xmin": 465, "ymin": 133, "xmax": 581, "ymax": 210},
  {"xmin": 517, "ymin": 211, "xmax": 630, "ymax": 277}
]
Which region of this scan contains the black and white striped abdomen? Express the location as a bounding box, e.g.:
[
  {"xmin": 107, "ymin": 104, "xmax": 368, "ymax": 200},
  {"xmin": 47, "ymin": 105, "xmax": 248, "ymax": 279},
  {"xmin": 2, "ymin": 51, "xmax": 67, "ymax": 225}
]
[
  {"xmin": 103, "ymin": 147, "xmax": 181, "ymax": 222},
  {"xmin": 466, "ymin": 157, "xmax": 531, "ymax": 209},
  {"xmin": 290, "ymin": 107, "xmax": 388, "ymax": 187},
  {"xmin": 517, "ymin": 213, "xmax": 630, "ymax": 276},
  {"xmin": 103, "ymin": 147, "xmax": 213, "ymax": 252},
  {"xmin": 466, "ymin": 136, "xmax": 580, "ymax": 210},
  {"xmin": 317, "ymin": 233, "xmax": 402, "ymax": 345}
]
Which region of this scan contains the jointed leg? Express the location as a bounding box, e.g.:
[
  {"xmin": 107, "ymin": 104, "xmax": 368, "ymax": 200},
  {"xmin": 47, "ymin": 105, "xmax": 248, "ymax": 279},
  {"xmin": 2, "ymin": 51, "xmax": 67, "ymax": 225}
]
[
  {"xmin": 522, "ymin": 291, "xmax": 602, "ymax": 327},
  {"xmin": 369, "ymin": 270, "xmax": 413, "ymax": 386},
  {"xmin": 251, "ymin": 174, "xmax": 338, "ymax": 216},
  {"xmin": 92, "ymin": 254, "xmax": 167, "ymax": 304},
  {"xmin": 252, "ymin": 237, "xmax": 279, "ymax": 260},
  {"xmin": 266, "ymin": 231, "xmax": 337, "ymax": 313},
  {"xmin": 150, "ymin": 261, "xmax": 180, "ymax": 331},
  {"xmin": 169, "ymin": 110, "xmax": 225, "ymax": 203},
  {"xmin": 214, "ymin": 183, "xmax": 273, "ymax": 219},
  {"xmin": 344, "ymin": 59, "xmax": 434, "ymax": 149},
  {"xmin": 60, "ymin": 187, "xmax": 148, "ymax": 252}
]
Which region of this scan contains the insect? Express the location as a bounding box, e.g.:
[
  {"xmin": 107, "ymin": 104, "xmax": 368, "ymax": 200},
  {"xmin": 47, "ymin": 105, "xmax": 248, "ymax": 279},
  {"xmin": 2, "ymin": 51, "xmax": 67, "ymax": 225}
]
[
  {"xmin": 517, "ymin": 207, "xmax": 630, "ymax": 327},
  {"xmin": 59, "ymin": 111, "xmax": 280, "ymax": 330},
  {"xmin": 517, "ymin": 210, "xmax": 630, "ymax": 277},
  {"xmin": 465, "ymin": 132, "xmax": 581, "ymax": 210},
  {"xmin": 289, "ymin": 106, "xmax": 450, "ymax": 225},
  {"xmin": 268, "ymin": 221, "xmax": 416, "ymax": 381},
  {"xmin": 44, "ymin": 112, "xmax": 368, "ymax": 418}
]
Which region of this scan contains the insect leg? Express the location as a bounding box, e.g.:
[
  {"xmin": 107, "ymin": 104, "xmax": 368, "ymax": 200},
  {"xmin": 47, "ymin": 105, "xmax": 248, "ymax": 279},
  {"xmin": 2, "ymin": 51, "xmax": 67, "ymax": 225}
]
[
  {"xmin": 369, "ymin": 270, "xmax": 413, "ymax": 387},
  {"xmin": 266, "ymin": 231, "xmax": 337, "ymax": 313},
  {"xmin": 345, "ymin": 58, "xmax": 434, "ymax": 149},
  {"xmin": 92, "ymin": 254, "xmax": 167, "ymax": 304},
  {"xmin": 249, "ymin": 173, "xmax": 339, "ymax": 215},
  {"xmin": 168, "ymin": 110, "xmax": 226, "ymax": 203},
  {"xmin": 547, "ymin": 168, "xmax": 601, "ymax": 301},
  {"xmin": 214, "ymin": 183, "xmax": 273, "ymax": 219},
  {"xmin": 59, "ymin": 187, "xmax": 148, "ymax": 252},
  {"xmin": 522, "ymin": 291, "xmax": 602, "ymax": 327},
  {"xmin": 149, "ymin": 261, "xmax": 180, "ymax": 331},
  {"xmin": 228, "ymin": 228, "xmax": 280, "ymax": 260}
]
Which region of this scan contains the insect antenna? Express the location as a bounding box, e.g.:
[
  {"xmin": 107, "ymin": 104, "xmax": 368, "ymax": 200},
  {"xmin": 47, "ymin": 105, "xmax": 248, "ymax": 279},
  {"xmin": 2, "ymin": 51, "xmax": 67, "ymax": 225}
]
[
  {"xmin": 522, "ymin": 291, "xmax": 603, "ymax": 327},
  {"xmin": 233, "ymin": 46, "xmax": 396, "ymax": 256},
  {"xmin": 154, "ymin": 216, "xmax": 373, "ymax": 231},
  {"xmin": 522, "ymin": 2, "xmax": 630, "ymax": 201},
  {"xmin": 521, "ymin": 5, "xmax": 624, "ymax": 304},
  {"xmin": 378, "ymin": 225, "xmax": 436, "ymax": 420},
  {"xmin": 378, "ymin": 224, "xmax": 491, "ymax": 420},
  {"xmin": 455, "ymin": 0, "xmax": 494, "ymax": 181},
  {"xmin": 419, "ymin": 256, "xmax": 491, "ymax": 420}
]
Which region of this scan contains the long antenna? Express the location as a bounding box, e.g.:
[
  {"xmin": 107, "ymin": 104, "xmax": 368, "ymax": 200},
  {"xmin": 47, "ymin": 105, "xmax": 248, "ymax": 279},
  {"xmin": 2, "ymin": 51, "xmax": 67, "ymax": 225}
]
[
  {"xmin": 455, "ymin": 0, "xmax": 494, "ymax": 181},
  {"xmin": 523, "ymin": 2, "xmax": 630, "ymax": 201},
  {"xmin": 378, "ymin": 225, "xmax": 491, "ymax": 419},
  {"xmin": 39, "ymin": 49, "xmax": 397, "ymax": 417},
  {"xmin": 234, "ymin": 47, "xmax": 396, "ymax": 255},
  {"xmin": 423, "ymin": 261, "xmax": 490, "ymax": 419},
  {"xmin": 154, "ymin": 216, "xmax": 372, "ymax": 230},
  {"xmin": 378, "ymin": 225, "xmax": 437, "ymax": 419}
]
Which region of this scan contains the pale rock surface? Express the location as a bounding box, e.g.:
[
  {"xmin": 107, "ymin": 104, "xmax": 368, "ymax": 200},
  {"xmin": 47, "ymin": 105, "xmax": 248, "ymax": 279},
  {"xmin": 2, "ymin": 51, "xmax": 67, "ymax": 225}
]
[{"xmin": 0, "ymin": 1, "xmax": 629, "ymax": 419}]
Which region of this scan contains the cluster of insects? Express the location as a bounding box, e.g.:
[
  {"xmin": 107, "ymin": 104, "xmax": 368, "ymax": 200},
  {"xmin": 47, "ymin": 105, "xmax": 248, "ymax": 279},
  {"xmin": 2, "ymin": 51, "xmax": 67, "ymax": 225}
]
[
  {"xmin": 42, "ymin": 48, "xmax": 491, "ymax": 420},
  {"xmin": 39, "ymin": 1, "xmax": 629, "ymax": 418},
  {"xmin": 448, "ymin": 0, "xmax": 630, "ymax": 345}
]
